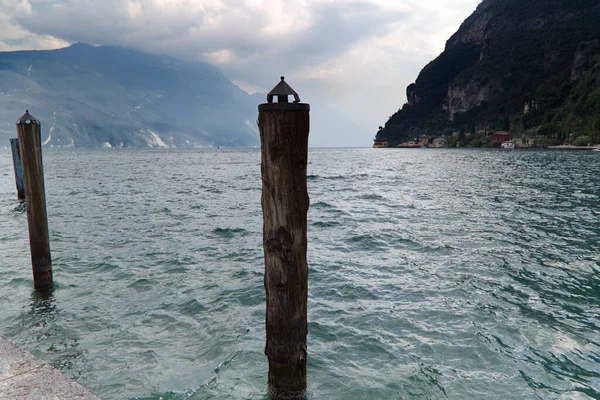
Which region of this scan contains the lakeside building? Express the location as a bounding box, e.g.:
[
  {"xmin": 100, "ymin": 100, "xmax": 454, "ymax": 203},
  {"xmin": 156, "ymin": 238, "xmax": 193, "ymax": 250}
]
[
  {"xmin": 513, "ymin": 134, "xmax": 548, "ymax": 148},
  {"xmin": 492, "ymin": 131, "xmax": 512, "ymax": 144},
  {"xmin": 431, "ymin": 137, "xmax": 448, "ymax": 148},
  {"xmin": 513, "ymin": 137, "xmax": 533, "ymax": 148},
  {"xmin": 373, "ymin": 140, "xmax": 389, "ymax": 148}
]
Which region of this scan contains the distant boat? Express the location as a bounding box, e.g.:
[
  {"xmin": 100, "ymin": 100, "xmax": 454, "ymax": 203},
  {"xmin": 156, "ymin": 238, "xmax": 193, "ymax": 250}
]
[{"xmin": 501, "ymin": 141, "xmax": 515, "ymax": 149}]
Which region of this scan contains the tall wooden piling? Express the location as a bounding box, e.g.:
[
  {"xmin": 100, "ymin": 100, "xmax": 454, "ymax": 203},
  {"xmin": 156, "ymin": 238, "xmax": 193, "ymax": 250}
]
[
  {"xmin": 258, "ymin": 77, "xmax": 310, "ymax": 399},
  {"xmin": 16, "ymin": 110, "xmax": 52, "ymax": 291},
  {"xmin": 9, "ymin": 138, "xmax": 25, "ymax": 200}
]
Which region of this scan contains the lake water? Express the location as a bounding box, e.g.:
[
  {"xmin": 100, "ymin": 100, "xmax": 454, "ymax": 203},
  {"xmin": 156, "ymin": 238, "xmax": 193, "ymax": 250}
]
[{"xmin": 1, "ymin": 148, "xmax": 600, "ymax": 399}]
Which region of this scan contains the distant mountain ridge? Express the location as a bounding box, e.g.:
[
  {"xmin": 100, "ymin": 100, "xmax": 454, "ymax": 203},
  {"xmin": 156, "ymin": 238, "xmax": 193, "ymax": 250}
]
[
  {"xmin": 376, "ymin": 0, "xmax": 600, "ymax": 146},
  {"xmin": 0, "ymin": 43, "xmax": 259, "ymax": 148}
]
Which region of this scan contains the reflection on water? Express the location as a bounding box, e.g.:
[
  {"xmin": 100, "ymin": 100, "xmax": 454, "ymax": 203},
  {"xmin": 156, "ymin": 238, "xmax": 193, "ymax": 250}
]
[
  {"xmin": 0, "ymin": 148, "xmax": 599, "ymax": 399},
  {"xmin": 29, "ymin": 288, "xmax": 57, "ymax": 317},
  {"xmin": 7, "ymin": 286, "xmax": 92, "ymax": 382},
  {"xmin": 12, "ymin": 200, "xmax": 26, "ymax": 213}
]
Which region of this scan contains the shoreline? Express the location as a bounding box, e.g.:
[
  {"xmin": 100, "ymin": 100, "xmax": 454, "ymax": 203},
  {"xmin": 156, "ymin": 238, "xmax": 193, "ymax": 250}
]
[
  {"xmin": 374, "ymin": 145, "xmax": 600, "ymax": 150},
  {"xmin": 0, "ymin": 334, "xmax": 99, "ymax": 399}
]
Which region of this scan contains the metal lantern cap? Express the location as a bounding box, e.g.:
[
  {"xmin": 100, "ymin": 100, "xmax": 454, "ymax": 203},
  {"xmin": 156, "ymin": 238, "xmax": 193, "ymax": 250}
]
[
  {"xmin": 17, "ymin": 110, "xmax": 40, "ymax": 125},
  {"xmin": 259, "ymin": 77, "xmax": 309, "ymax": 112},
  {"xmin": 267, "ymin": 76, "xmax": 300, "ymax": 104}
]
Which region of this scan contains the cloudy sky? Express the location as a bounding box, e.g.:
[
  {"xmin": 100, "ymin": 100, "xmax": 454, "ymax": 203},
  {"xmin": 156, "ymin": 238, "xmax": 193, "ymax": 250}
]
[{"xmin": 0, "ymin": 0, "xmax": 481, "ymax": 145}]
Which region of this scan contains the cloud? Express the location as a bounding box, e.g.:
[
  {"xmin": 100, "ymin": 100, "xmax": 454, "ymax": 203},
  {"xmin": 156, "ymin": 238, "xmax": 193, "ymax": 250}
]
[
  {"xmin": 0, "ymin": 0, "xmax": 68, "ymax": 51},
  {"xmin": 0, "ymin": 0, "xmax": 481, "ymax": 145}
]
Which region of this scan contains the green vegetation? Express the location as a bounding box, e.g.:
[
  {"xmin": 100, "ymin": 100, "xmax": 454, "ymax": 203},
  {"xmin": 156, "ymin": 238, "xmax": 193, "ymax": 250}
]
[{"xmin": 376, "ymin": 0, "xmax": 600, "ymax": 146}]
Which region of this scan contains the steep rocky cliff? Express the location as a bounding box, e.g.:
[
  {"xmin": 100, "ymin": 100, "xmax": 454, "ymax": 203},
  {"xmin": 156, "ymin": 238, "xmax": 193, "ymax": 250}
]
[{"xmin": 377, "ymin": 0, "xmax": 600, "ymax": 145}]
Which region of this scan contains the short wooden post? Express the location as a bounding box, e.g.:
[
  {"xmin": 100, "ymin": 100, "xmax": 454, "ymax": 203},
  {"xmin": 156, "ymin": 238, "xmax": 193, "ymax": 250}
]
[
  {"xmin": 16, "ymin": 110, "xmax": 52, "ymax": 291},
  {"xmin": 258, "ymin": 77, "xmax": 310, "ymax": 399},
  {"xmin": 9, "ymin": 138, "xmax": 25, "ymax": 200}
]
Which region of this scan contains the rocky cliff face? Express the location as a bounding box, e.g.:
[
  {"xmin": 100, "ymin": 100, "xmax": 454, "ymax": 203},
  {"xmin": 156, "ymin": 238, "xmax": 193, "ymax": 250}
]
[
  {"xmin": 571, "ymin": 40, "xmax": 600, "ymax": 82},
  {"xmin": 445, "ymin": 1, "xmax": 491, "ymax": 49},
  {"xmin": 377, "ymin": 0, "xmax": 600, "ymax": 145}
]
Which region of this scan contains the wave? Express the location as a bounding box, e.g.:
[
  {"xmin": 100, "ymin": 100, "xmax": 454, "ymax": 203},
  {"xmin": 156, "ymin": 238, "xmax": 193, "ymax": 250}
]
[
  {"xmin": 356, "ymin": 193, "xmax": 386, "ymax": 201},
  {"xmin": 211, "ymin": 227, "xmax": 249, "ymax": 238},
  {"xmin": 312, "ymin": 220, "xmax": 340, "ymax": 228},
  {"xmin": 312, "ymin": 201, "xmax": 334, "ymax": 209}
]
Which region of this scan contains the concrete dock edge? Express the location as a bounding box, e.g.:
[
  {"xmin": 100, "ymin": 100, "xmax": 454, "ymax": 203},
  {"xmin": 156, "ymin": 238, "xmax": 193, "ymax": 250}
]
[{"xmin": 0, "ymin": 334, "xmax": 100, "ymax": 400}]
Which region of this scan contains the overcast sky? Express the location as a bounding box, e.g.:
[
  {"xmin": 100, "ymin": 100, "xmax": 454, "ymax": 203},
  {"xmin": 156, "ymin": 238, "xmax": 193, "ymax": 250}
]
[{"xmin": 0, "ymin": 0, "xmax": 481, "ymax": 145}]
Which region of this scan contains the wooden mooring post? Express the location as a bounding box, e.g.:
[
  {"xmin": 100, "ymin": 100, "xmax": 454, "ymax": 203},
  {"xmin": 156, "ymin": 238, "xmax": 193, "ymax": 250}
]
[
  {"xmin": 16, "ymin": 110, "xmax": 52, "ymax": 291},
  {"xmin": 258, "ymin": 77, "xmax": 310, "ymax": 399},
  {"xmin": 9, "ymin": 138, "xmax": 25, "ymax": 200}
]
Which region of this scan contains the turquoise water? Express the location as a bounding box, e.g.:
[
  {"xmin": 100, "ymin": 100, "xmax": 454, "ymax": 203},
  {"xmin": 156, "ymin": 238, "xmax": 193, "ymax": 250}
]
[{"xmin": 1, "ymin": 148, "xmax": 600, "ymax": 399}]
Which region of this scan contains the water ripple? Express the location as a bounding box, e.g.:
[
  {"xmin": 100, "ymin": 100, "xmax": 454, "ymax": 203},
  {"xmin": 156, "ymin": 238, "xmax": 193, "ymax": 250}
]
[{"xmin": 0, "ymin": 148, "xmax": 599, "ymax": 399}]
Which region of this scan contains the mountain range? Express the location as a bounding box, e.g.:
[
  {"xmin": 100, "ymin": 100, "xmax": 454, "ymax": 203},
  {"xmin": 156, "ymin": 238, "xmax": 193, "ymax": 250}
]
[
  {"xmin": 0, "ymin": 43, "xmax": 370, "ymax": 148},
  {"xmin": 0, "ymin": 43, "xmax": 267, "ymax": 148}
]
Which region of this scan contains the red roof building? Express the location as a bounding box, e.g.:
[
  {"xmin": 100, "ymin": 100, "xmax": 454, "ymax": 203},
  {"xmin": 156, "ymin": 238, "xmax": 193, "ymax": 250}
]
[{"xmin": 492, "ymin": 131, "xmax": 512, "ymax": 143}]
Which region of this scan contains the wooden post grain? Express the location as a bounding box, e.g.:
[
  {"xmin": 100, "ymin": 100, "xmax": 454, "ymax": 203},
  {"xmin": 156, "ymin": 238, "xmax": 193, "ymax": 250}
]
[
  {"xmin": 16, "ymin": 110, "xmax": 52, "ymax": 291},
  {"xmin": 9, "ymin": 138, "xmax": 25, "ymax": 200},
  {"xmin": 258, "ymin": 77, "xmax": 310, "ymax": 399}
]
